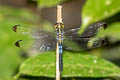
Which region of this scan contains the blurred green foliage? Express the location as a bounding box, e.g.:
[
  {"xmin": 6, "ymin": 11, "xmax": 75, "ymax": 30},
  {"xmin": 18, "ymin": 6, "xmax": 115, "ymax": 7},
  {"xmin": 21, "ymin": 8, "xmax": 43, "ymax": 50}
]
[
  {"xmin": 0, "ymin": 6, "xmax": 38, "ymax": 80},
  {"xmin": 1, "ymin": 0, "xmax": 120, "ymax": 80},
  {"xmin": 38, "ymin": 0, "xmax": 64, "ymax": 7}
]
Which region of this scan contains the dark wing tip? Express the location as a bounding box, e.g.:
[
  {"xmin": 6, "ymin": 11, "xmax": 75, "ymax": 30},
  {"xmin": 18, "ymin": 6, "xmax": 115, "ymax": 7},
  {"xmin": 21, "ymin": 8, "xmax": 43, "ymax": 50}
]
[
  {"xmin": 99, "ymin": 22, "xmax": 107, "ymax": 29},
  {"xmin": 103, "ymin": 23, "xmax": 107, "ymax": 29},
  {"xmin": 15, "ymin": 40, "xmax": 23, "ymax": 47},
  {"xmin": 12, "ymin": 25, "xmax": 20, "ymax": 32},
  {"xmin": 102, "ymin": 39, "xmax": 106, "ymax": 45}
]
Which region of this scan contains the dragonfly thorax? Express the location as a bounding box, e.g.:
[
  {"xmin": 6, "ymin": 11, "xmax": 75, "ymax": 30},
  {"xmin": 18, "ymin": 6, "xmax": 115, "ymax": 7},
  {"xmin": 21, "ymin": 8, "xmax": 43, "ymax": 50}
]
[{"xmin": 55, "ymin": 22, "xmax": 64, "ymax": 41}]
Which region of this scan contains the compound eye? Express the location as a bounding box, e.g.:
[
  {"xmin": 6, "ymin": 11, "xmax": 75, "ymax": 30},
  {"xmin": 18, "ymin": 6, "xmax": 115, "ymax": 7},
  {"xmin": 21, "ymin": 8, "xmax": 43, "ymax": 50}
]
[
  {"xmin": 55, "ymin": 24, "xmax": 58, "ymax": 28},
  {"xmin": 55, "ymin": 26, "xmax": 59, "ymax": 32},
  {"xmin": 59, "ymin": 23, "xmax": 64, "ymax": 29}
]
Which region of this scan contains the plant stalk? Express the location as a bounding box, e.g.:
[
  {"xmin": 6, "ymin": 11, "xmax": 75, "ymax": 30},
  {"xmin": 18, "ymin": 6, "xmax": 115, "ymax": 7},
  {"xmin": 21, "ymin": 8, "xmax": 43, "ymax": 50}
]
[{"xmin": 56, "ymin": 5, "xmax": 63, "ymax": 80}]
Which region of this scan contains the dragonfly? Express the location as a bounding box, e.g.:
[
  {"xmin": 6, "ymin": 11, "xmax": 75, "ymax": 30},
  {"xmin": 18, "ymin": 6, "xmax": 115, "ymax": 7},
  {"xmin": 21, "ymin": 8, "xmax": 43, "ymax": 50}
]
[{"xmin": 12, "ymin": 22, "xmax": 107, "ymax": 72}]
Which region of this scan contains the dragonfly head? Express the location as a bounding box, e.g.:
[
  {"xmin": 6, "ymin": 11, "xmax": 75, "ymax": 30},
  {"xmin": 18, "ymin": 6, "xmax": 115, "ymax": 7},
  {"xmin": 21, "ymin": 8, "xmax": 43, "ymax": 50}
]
[{"xmin": 55, "ymin": 22, "xmax": 64, "ymax": 34}]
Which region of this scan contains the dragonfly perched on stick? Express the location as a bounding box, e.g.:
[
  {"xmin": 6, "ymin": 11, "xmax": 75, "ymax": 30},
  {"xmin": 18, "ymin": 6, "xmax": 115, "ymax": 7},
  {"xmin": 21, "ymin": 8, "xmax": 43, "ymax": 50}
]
[{"xmin": 12, "ymin": 21, "xmax": 107, "ymax": 69}]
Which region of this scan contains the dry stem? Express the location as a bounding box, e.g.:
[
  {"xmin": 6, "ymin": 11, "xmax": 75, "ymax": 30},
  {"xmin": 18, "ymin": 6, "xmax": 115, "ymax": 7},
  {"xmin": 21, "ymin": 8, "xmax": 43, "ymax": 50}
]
[
  {"xmin": 56, "ymin": 5, "xmax": 63, "ymax": 80},
  {"xmin": 57, "ymin": 5, "xmax": 63, "ymax": 23}
]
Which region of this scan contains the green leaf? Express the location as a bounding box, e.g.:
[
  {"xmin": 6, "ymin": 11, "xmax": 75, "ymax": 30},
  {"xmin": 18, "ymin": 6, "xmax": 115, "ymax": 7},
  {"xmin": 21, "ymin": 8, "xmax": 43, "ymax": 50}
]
[
  {"xmin": 79, "ymin": 0, "xmax": 120, "ymax": 34},
  {"xmin": 37, "ymin": 0, "xmax": 64, "ymax": 8},
  {"xmin": 97, "ymin": 22, "xmax": 120, "ymax": 43},
  {"xmin": 18, "ymin": 51, "xmax": 120, "ymax": 78}
]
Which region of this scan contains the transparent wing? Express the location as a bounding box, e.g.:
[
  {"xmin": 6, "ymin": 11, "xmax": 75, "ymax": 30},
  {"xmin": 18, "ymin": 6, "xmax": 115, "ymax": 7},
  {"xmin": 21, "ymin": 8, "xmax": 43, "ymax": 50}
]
[
  {"xmin": 31, "ymin": 29, "xmax": 56, "ymax": 52},
  {"xmin": 64, "ymin": 22, "xmax": 107, "ymax": 38},
  {"xmin": 12, "ymin": 25, "xmax": 56, "ymax": 38},
  {"xmin": 63, "ymin": 37, "xmax": 106, "ymax": 51},
  {"xmin": 12, "ymin": 25, "xmax": 56, "ymax": 52},
  {"xmin": 12, "ymin": 22, "xmax": 107, "ymax": 52}
]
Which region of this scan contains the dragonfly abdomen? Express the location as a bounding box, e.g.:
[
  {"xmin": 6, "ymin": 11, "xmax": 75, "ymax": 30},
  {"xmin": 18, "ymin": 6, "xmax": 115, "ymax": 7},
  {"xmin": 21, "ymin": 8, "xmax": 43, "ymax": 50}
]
[{"xmin": 58, "ymin": 44, "xmax": 63, "ymax": 72}]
